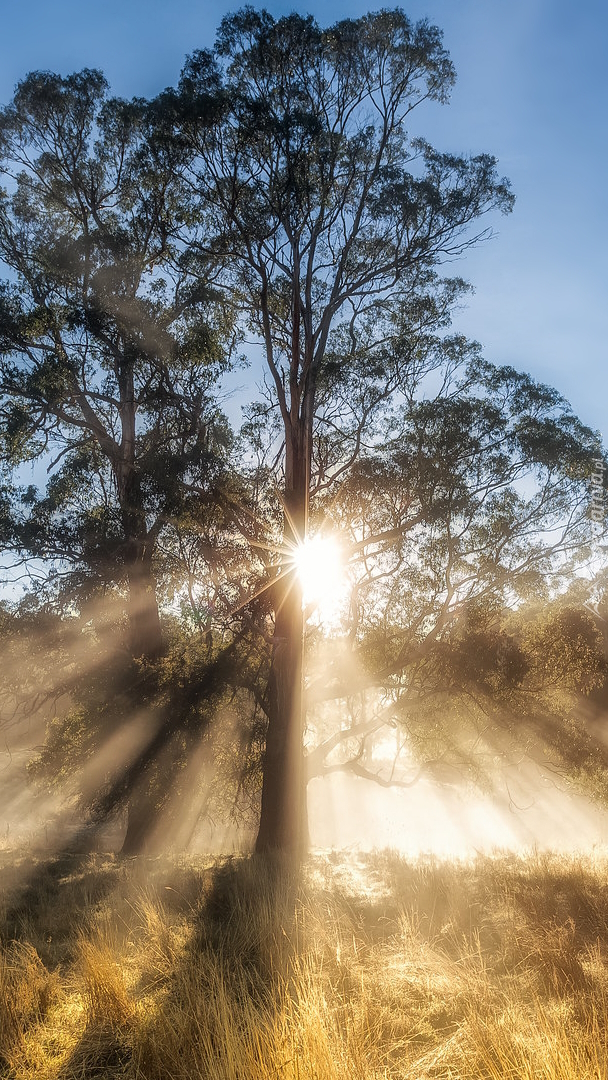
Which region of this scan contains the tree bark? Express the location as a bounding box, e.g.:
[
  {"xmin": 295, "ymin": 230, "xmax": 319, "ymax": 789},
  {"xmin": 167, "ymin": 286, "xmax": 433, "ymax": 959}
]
[
  {"xmin": 118, "ymin": 557, "xmax": 165, "ymax": 856},
  {"xmin": 126, "ymin": 555, "xmax": 163, "ymax": 661},
  {"xmin": 120, "ymin": 788, "xmax": 161, "ymax": 857},
  {"xmin": 119, "ymin": 538, "xmax": 165, "ymax": 855},
  {"xmin": 255, "ymin": 428, "xmax": 310, "ymax": 857},
  {"xmin": 255, "ymin": 574, "xmax": 307, "ymax": 856}
]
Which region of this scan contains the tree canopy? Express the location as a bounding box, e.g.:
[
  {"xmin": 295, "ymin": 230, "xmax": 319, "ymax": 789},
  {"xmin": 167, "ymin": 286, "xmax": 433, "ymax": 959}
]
[{"xmin": 0, "ymin": 69, "xmax": 235, "ymax": 654}]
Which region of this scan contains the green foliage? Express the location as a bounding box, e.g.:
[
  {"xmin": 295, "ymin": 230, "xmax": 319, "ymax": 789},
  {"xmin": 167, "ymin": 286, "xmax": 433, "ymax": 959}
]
[{"xmin": 0, "ymin": 65, "xmax": 237, "ymax": 627}]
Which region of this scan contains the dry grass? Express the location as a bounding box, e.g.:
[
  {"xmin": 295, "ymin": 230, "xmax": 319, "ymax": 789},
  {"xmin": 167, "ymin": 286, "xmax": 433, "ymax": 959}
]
[{"xmin": 1, "ymin": 847, "xmax": 608, "ymax": 1077}]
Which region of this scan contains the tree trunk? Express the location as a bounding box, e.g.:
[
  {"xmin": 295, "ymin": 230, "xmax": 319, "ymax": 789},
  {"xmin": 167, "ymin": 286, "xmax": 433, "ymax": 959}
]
[
  {"xmin": 119, "ymin": 551, "xmax": 164, "ymax": 856},
  {"xmin": 255, "ymin": 421, "xmax": 310, "ymax": 857},
  {"xmin": 114, "ymin": 384, "xmax": 165, "ymax": 853},
  {"xmin": 255, "ymin": 574, "xmax": 308, "ymax": 856},
  {"xmin": 116, "ymin": 438, "xmax": 163, "ymax": 662},
  {"xmin": 120, "ymin": 789, "xmax": 162, "ymax": 857},
  {"xmin": 127, "ymin": 556, "xmax": 163, "ymax": 661}
]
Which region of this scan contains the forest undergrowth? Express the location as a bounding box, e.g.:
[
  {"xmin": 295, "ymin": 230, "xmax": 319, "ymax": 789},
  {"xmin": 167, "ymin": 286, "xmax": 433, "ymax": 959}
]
[{"xmin": 1, "ymin": 845, "xmax": 608, "ymax": 1078}]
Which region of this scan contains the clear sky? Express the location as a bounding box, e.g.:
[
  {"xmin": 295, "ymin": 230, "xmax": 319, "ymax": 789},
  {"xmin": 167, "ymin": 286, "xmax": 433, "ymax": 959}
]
[{"xmin": 0, "ymin": 0, "xmax": 606, "ymax": 439}]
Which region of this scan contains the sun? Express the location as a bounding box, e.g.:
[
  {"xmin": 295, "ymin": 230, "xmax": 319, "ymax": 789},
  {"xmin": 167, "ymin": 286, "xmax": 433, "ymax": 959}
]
[{"xmin": 292, "ymin": 534, "xmax": 345, "ymax": 616}]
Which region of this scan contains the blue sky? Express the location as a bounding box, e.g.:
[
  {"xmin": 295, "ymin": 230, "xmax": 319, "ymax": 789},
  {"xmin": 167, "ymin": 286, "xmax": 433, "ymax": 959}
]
[{"xmin": 0, "ymin": 0, "xmax": 606, "ymax": 439}]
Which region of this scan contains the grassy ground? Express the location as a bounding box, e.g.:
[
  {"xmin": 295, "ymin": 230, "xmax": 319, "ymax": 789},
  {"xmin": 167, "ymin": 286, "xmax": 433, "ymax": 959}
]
[{"xmin": 1, "ymin": 846, "xmax": 608, "ymax": 1078}]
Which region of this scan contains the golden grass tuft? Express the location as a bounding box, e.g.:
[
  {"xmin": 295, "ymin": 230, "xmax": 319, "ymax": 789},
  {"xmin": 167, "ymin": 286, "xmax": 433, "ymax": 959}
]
[
  {"xmin": 0, "ymin": 941, "xmax": 59, "ymax": 1068},
  {"xmin": 78, "ymin": 934, "xmax": 134, "ymax": 1031}
]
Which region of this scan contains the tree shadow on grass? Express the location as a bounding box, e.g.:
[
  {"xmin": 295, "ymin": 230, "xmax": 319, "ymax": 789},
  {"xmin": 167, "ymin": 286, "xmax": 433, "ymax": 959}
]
[
  {"xmin": 131, "ymin": 853, "xmax": 303, "ymax": 1080},
  {"xmin": 39, "ymin": 853, "xmax": 301, "ymax": 1080},
  {"xmin": 196, "ymin": 854, "xmax": 302, "ymax": 983},
  {"xmin": 0, "ymin": 843, "xmax": 122, "ymax": 968}
]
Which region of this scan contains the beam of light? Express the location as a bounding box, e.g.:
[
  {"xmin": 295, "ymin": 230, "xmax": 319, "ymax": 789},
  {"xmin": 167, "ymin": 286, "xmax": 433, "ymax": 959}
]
[
  {"xmin": 303, "ymin": 639, "xmax": 608, "ymax": 858},
  {"xmin": 307, "ymin": 760, "xmax": 608, "ymax": 859}
]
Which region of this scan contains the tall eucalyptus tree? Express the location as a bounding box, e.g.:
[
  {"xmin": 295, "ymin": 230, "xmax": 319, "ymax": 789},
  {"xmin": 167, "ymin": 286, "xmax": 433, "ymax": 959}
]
[
  {"xmin": 0, "ymin": 69, "xmax": 235, "ymax": 852},
  {"xmin": 165, "ymin": 7, "xmax": 517, "ymax": 854},
  {"xmin": 0, "ymin": 69, "xmax": 233, "ymax": 657}
]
